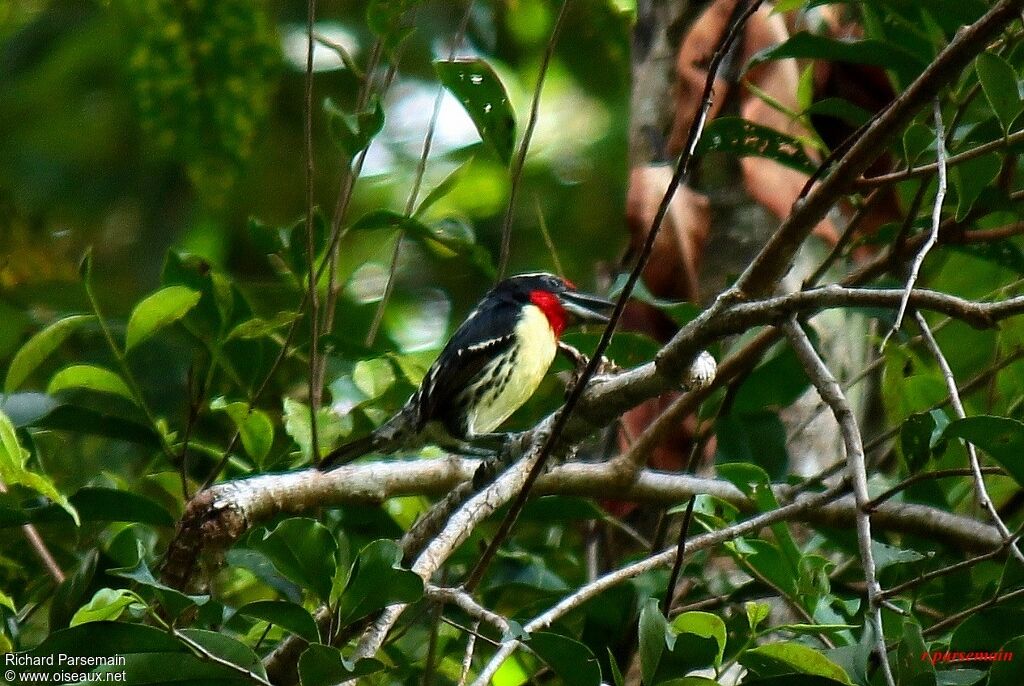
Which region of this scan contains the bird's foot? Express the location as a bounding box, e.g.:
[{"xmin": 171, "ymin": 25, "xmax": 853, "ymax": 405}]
[{"xmin": 558, "ymin": 341, "xmax": 620, "ymax": 398}]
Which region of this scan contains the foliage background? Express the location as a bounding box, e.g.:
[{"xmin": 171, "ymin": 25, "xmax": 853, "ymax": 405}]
[{"xmin": 4, "ymin": 0, "xmax": 1024, "ymax": 685}]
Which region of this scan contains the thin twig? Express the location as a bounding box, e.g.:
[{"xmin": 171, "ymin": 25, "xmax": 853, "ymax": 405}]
[
  {"xmin": 497, "ymin": 0, "xmax": 570, "ymax": 279},
  {"xmin": 0, "ymin": 479, "xmax": 64, "ymax": 583},
  {"xmin": 881, "ymin": 99, "xmax": 947, "ymax": 350},
  {"xmin": 866, "ymin": 466, "xmax": 1006, "ymax": 510},
  {"xmin": 304, "ymin": 0, "xmax": 322, "ymax": 465},
  {"xmin": 914, "ymin": 310, "xmax": 1024, "ymax": 563},
  {"xmin": 457, "ymin": 620, "xmax": 480, "ymax": 686},
  {"xmin": 783, "ymin": 317, "xmax": 895, "ymax": 686}
]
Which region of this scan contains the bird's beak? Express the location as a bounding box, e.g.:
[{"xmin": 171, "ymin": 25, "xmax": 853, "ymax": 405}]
[{"xmin": 558, "ymin": 291, "xmax": 615, "ymax": 323}]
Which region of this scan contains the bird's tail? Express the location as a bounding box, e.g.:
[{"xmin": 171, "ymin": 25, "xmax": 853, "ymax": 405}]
[
  {"xmin": 318, "ymin": 403, "xmax": 418, "ymax": 470},
  {"xmin": 318, "ymin": 432, "xmax": 377, "ymax": 470}
]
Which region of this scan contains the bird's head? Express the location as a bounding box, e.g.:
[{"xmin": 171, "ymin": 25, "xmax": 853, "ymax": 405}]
[{"xmin": 497, "ymin": 272, "xmax": 614, "ymax": 337}]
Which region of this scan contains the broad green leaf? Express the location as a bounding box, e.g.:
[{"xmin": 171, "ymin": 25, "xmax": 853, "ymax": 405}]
[
  {"xmin": 282, "ymin": 398, "xmax": 349, "ymax": 461},
  {"xmin": 70, "ymin": 588, "xmax": 146, "ymax": 626},
  {"xmin": 29, "ymin": 621, "xmax": 269, "ymax": 684},
  {"xmin": 336, "ymin": 539, "xmax": 423, "ymax": 622},
  {"xmin": 210, "ymin": 397, "xmax": 274, "ymax": 464},
  {"xmin": 900, "ymin": 412, "xmax": 936, "ymax": 471},
  {"xmin": 0, "ymin": 588, "xmax": 14, "ymax": 613},
  {"xmin": 976, "ymin": 52, "xmax": 1022, "ymax": 133},
  {"xmin": 324, "ymin": 96, "xmax": 385, "ymax": 158},
  {"xmin": 903, "ymin": 122, "xmax": 936, "ymax": 165},
  {"xmin": 715, "ymin": 413, "xmax": 789, "ymax": 481},
  {"xmin": 353, "ymin": 358, "xmax": 396, "ymax": 400},
  {"xmin": 4, "ymin": 315, "xmax": 95, "ymax": 393},
  {"xmin": 235, "ymin": 600, "xmax": 319, "ymax": 643},
  {"xmin": 697, "ymin": 117, "xmax": 817, "ymax": 175},
  {"xmin": 989, "ymin": 635, "xmax": 1024, "ymax": 686},
  {"xmin": 436, "ymin": 58, "xmax": 516, "ymax": 164},
  {"xmin": 944, "ymin": 416, "xmax": 1024, "ymax": 487},
  {"xmin": 871, "ymin": 541, "xmax": 924, "ymax": 573},
  {"xmin": 226, "ymin": 312, "xmax": 298, "ymax": 341},
  {"xmin": 252, "ymin": 518, "xmax": 338, "ymax": 602},
  {"xmin": 351, "ymin": 209, "xmax": 432, "ymax": 238},
  {"xmin": 0, "ymin": 409, "xmax": 79, "ymax": 526},
  {"xmin": 896, "ymin": 619, "xmax": 933, "ymax": 684},
  {"xmin": 749, "ymin": 32, "xmax": 925, "ymax": 84},
  {"xmin": 33, "ymin": 405, "xmax": 160, "ymax": 447},
  {"xmin": 740, "ymin": 642, "xmax": 853, "ymax": 684},
  {"xmin": 528, "ymin": 632, "xmax": 601, "ymax": 686},
  {"xmin": 299, "ymin": 644, "xmax": 384, "ymax": 685},
  {"xmin": 3, "ymin": 487, "xmax": 175, "ymax": 528},
  {"xmin": 638, "ymin": 597, "xmax": 667, "ymax": 686},
  {"xmin": 672, "ymin": 611, "xmax": 727, "ymax": 666},
  {"xmin": 109, "ymin": 554, "xmax": 208, "ymax": 619},
  {"xmin": 125, "ymin": 286, "xmax": 202, "ymax": 352},
  {"xmin": 806, "ymin": 98, "xmax": 872, "ymax": 128},
  {"xmin": 47, "ymin": 365, "xmax": 135, "ymax": 403},
  {"xmin": 951, "ymin": 153, "xmax": 1001, "ymax": 220}
]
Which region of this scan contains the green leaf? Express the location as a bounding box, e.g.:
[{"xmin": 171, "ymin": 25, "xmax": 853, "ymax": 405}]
[
  {"xmin": 124, "ymin": 285, "xmax": 202, "ymax": 352},
  {"xmin": 0, "ymin": 588, "xmax": 15, "ymax": 613},
  {"xmin": 4, "ymin": 486, "xmax": 175, "ymax": 528},
  {"xmin": 299, "ymin": 644, "xmax": 384, "ymax": 685},
  {"xmin": 944, "ymin": 415, "xmax": 1024, "ymax": 487},
  {"xmin": 324, "ymin": 96, "xmax": 385, "ymax": 158},
  {"xmin": 366, "ymin": 0, "xmax": 422, "ymax": 52},
  {"xmin": 282, "ymin": 398, "xmax": 349, "ymax": 461},
  {"xmin": 714, "ymin": 413, "xmax": 789, "ymax": 480},
  {"xmin": 337, "ymin": 539, "xmax": 423, "ymax": 622},
  {"xmin": 976, "ymin": 52, "xmax": 1022, "ymax": 133},
  {"xmin": 871, "ymin": 541, "xmax": 924, "ymax": 573},
  {"xmin": 806, "ymin": 98, "xmax": 872, "ymax": 128},
  {"xmin": 740, "ymin": 642, "xmax": 853, "ymax": 684},
  {"xmin": 49, "ymin": 552, "xmax": 97, "ymax": 630},
  {"xmin": 33, "ymin": 405, "xmax": 160, "ymax": 447},
  {"xmin": 903, "ymin": 122, "xmax": 936, "ymax": 166},
  {"xmin": 638, "ymin": 597, "xmax": 667, "ymax": 686},
  {"xmin": 252, "ymin": 518, "xmax": 338, "ymax": 602},
  {"xmin": 0, "ymin": 409, "xmax": 79, "ymax": 526},
  {"xmin": 235, "ymin": 600, "xmax": 319, "ymax": 643},
  {"xmin": 748, "ymin": 32, "xmax": 925, "ymax": 84},
  {"xmin": 901, "ymin": 412, "xmax": 937, "ymax": 471},
  {"xmin": 226, "ymin": 312, "xmax": 298, "ymax": 341},
  {"xmin": 436, "ymin": 58, "xmax": 516, "ymax": 164},
  {"xmin": 988, "ymin": 635, "xmax": 1024, "ymax": 686},
  {"xmin": 109, "ymin": 554, "xmax": 208, "ymax": 619},
  {"xmin": 47, "ymin": 364, "xmax": 135, "ymax": 403},
  {"xmin": 210, "ymin": 397, "xmax": 274, "ymax": 464},
  {"xmin": 697, "ymin": 117, "xmax": 817, "ymax": 175},
  {"xmin": 607, "ymin": 648, "xmax": 625, "ymax": 686},
  {"xmin": 951, "ymin": 153, "xmax": 1001, "ymax": 220},
  {"xmin": 528, "ymin": 632, "xmax": 601, "ymax": 686},
  {"xmin": 671, "ymin": 611, "xmax": 727, "ymax": 666},
  {"xmin": 4, "ymin": 315, "xmax": 95, "ymax": 393},
  {"xmin": 414, "ymin": 157, "xmax": 475, "ymax": 218},
  {"xmin": 353, "ymin": 358, "xmax": 396, "ymax": 401},
  {"xmin": 70, "ymin": 588, "xmax": 146, "ymax": 626},
  {"xmin": 747, "ymin": 601, "xmax": 771, "ymax": 630},
  {"xmin": 28, "ymin": 621, "xmax": 268, "ymax": 683}
]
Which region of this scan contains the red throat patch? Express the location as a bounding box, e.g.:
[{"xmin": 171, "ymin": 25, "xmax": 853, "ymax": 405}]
[{"xmin": 529, "ymin": 290, "xmax": 567, "ymax": 337}]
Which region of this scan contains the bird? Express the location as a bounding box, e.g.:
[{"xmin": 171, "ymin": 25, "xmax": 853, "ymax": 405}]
[{"xmin": 319, "ymin": 272, "xmax": 614, "ymax": 470}]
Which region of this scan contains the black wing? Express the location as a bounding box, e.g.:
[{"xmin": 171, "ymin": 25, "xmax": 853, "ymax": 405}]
[{"xmin": 414, "ymin": 295, "xmax": 518, "ymax": 433}]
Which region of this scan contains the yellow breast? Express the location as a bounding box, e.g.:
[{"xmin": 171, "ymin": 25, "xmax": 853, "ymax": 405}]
[{"xmin": 467, "ymin": 304, "xmax": 557, "ymax": 435}]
